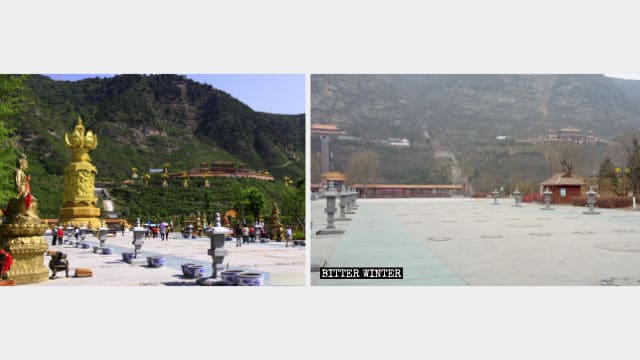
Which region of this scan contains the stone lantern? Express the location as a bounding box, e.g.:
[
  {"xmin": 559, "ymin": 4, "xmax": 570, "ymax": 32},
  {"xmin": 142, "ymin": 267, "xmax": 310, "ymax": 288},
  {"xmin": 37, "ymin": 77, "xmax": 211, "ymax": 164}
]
[
  {"xmin": 541, "ymin": 187, "xmax": 554, "ymax": 210},
  {"xmin": 187, "ymin": 223, "xmax": 195, "ymax": 239},
  {"xmin": 132, "ymin": 218, "xmax": 145, "ymax": 258},
  {"xmin": 98, "ymin": 221, "xmax": 108, "ymax": 248},
  {"xmin": 512, "ymin": 188, "xmax": 522, "ymax": 207},
  {"xmin": 583, "ymin": 186, "xmax": 601, "ymax": 215},
  {"xmin": 316, "ymin": 181, "xmax": 344, "ymax": 235},
  {"xmin": 492, "ymin": 188, "xmax": 500, "ymax": 205},
  {"xmin": 345, "ymin": 187, "xmax": 356, "ymax": 214},
  {"xmin": 197, "ymin": 212, "xmax": 230, "ymax": 285},
  {"xmin": 335, "ymin": 191, "xmax": 351, "ymax": 222}
]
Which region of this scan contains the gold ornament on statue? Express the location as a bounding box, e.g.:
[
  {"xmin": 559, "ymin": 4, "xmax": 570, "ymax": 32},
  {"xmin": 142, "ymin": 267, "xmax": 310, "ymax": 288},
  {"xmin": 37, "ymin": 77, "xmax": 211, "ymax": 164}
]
[{"xmin": 64, "ymin": 117, "xmax": 97, "ymax": 162}]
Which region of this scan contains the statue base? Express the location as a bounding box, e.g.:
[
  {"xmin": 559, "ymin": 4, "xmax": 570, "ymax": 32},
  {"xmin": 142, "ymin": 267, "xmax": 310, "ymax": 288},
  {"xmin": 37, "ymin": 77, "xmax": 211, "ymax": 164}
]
[
  {"xmin": 59, "ymin": 205, "xmax": 101, "ymax": 229},
  {"xmin": 0, "ymin": 223, "xmax": 49, "ymax": 285}
]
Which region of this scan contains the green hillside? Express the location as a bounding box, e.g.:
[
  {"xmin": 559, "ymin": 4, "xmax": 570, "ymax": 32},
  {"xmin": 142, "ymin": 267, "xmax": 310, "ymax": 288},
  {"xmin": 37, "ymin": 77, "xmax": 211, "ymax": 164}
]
[{"xmin": 5, "ymin": 74, "xmax": 305, "ymax": 219}]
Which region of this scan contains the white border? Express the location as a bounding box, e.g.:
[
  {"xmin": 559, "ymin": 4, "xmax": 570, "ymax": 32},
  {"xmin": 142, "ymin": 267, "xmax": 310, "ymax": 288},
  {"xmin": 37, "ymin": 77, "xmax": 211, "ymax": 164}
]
[{"xmin": 4, "ymin": 1, "xmax": 640, "ymax": 359}]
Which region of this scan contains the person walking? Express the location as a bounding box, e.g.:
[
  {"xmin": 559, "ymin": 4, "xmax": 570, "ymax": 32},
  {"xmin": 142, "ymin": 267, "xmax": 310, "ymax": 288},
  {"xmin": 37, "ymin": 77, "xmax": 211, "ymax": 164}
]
[
  {"xmin": 235, "ymin": 223, "xmax": 242, "ymax": 247},
  {"xmin": 57, "ymin": 226, "xmax": 64, "ymax": 244},
  {"xmin": 242, "ymin": 224, "xmax": 250, "ymax": 245},
  {"xmin": 159, "ymin": 223, "xmax": 165, "ymax": 241},
  {"xmin": 285, "ymin": 226, "xmax": 293, "ymax": 247},
  {"xmin": 51, "ymin": 225, "xmax": 57, "ymax": 246},
  {"xmin": 164, "ymin": 226, "xmax": 170, "ymax": 241},
  {"xmin": 74, "ymin": 226, "xmax": 80, "ymax": 241}
]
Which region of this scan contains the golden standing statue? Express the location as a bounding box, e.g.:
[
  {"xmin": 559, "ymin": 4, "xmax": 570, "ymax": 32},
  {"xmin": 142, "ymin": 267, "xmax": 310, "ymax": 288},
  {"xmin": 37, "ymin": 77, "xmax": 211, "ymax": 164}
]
[
  {"xmin": 58, "ymin": 117, "xmax": 101, "ymax": 229},
  {"xmin": 0, "ymin": 154, "xmax": 49, "ymax": 284},
  {"xmin": 268, "ymin": 202, "xmax": 286, "ymax": 242}
]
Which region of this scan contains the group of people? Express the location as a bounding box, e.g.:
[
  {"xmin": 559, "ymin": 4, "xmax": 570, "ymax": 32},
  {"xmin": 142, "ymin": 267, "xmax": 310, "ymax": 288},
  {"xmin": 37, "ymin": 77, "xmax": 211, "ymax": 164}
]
[
  {"xmin": 49, "ymin": 225, "xmax": 84, "ymax": 245},
  {"xmin": 144, "ymin": 223, "xmax": 171, "ymax": 241},
  {"xmin": 50, "ymin": 225, "xmax": 65, "ymax": 245},
  {"xmin": 232, "ymin": 223, "xmax": 293, "ymax": 247},
  {"xmin": 234, "ymin": 224, "xmax": 264, "ymax": 247}
]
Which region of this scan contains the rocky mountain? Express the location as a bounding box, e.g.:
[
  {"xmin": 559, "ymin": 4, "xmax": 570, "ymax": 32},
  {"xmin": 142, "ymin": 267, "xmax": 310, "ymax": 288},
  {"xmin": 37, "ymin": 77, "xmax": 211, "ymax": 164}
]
[
  {"xmin": 12, "ymin": 74, "xmax": 304, "ymax": 180},
  {"xmin": 312, "ymin": 74, "xmax": 640, "ymax": 145},
  {"xmin": 311, "ymin": 74, "xmax": 640, "ymax": 190}
]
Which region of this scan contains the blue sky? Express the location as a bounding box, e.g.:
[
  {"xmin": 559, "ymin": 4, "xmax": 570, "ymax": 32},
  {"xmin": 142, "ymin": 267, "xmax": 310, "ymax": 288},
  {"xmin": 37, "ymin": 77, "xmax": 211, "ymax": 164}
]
[{"xmin": 43, "ymin": 74, "xmax": 305, "ymax": 115}]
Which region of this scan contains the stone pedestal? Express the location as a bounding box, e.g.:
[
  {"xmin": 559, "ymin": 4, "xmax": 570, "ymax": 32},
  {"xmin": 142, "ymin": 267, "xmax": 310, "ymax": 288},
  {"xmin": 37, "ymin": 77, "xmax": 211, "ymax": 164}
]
[
  {"xmin": 0, "ymin": 224, "xmax": 49, "ymax": 284},
  {"xmin": 59, "ymin": 205, "xmax": 101, "ymax": 230}
]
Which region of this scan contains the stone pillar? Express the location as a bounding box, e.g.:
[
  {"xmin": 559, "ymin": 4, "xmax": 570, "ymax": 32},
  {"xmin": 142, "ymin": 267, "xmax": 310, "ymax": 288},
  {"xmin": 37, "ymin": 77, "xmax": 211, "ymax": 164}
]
[{"xmin": 320, "ymin": 135, "xmax": 330, "ymax": 174}]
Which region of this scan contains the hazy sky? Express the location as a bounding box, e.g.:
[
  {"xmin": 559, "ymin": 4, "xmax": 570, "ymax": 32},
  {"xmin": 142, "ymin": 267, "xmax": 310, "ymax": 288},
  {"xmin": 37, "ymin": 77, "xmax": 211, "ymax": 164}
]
[
  {"xmin": 43, "ymin": 74, "xmax": 305, "ymax": 115},
  {"xmin": 604, "ymin": 74, "xmax": 640, "ymax": 80}
]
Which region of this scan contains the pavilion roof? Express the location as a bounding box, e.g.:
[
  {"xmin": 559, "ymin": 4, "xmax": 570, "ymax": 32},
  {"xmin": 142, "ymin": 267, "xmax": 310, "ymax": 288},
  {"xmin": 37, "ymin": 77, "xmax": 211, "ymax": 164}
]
[{"xmin": 540, "ymin": 172, "xmax": 586, "ymax": 186}]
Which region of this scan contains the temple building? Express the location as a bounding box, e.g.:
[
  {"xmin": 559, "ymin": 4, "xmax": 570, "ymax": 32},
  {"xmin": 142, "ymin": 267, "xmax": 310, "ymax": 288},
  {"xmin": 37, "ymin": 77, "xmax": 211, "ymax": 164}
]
[
  {"xmin": 311, "ymin": 123, "xmax": 346, "ymax": 175},
  {"xmin": 539, "ymin": 172, "xmax": 586, "ymax": 204}
]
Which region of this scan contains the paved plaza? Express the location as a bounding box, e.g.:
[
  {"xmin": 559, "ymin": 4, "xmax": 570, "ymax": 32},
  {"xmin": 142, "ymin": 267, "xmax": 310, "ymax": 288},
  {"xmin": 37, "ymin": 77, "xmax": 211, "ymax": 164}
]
[
  {"xmin": 311, "ymin": 197, "xmax": 640, "ymax": 285},
  {"xmin": 30, "ymin": 231, "xmax": 305, "ymax": 286}
]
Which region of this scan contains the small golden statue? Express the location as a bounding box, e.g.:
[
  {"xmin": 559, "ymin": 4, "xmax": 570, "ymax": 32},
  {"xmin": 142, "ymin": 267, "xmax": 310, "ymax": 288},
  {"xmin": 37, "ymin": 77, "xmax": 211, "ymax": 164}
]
[
  {"xmin": 161, "ymin": 172, "xmax": 169, "ymax": 187},
  {"xmin": 4, "ymin": 154, "xmax": 40, "ymax": 225}
]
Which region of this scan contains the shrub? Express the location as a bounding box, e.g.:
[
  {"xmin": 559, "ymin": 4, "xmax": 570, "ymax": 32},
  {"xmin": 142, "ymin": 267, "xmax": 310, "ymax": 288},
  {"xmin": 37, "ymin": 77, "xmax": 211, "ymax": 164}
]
[
  {"xmin": 595, "ymin": 196, "xmax": 632, "ymax": 208},
  {"xmin": 292, "ymin": 230, "xmax": 305, "ymax": 240}
]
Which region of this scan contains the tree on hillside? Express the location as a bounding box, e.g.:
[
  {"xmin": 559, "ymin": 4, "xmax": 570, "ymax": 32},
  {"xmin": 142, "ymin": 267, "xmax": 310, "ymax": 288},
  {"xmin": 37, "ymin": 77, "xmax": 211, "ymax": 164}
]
[
  {"xmin": 598, "ymin": 157, "xmax": 618, "ymax": 196},
  {"xmin": 545, "ymin": 143, "xmax": 582, "ymax": 175},
  {"xmin": 244, "ymin": 187, "xmax": 265, "ymax": 224},
  {"xmin": 345, "ymin": 150, "xmax": 380, "ymax": 185},
  {"xmin": 280, "ymin": 182, "xmax": 305, "ymax": 230},
  {"xmin": 621, "ymin": 131, "xmax": 640, "ymax": 196},
  {"xmin": 0, "ymin": 75, "xmax": 27, "ymax": 203}
]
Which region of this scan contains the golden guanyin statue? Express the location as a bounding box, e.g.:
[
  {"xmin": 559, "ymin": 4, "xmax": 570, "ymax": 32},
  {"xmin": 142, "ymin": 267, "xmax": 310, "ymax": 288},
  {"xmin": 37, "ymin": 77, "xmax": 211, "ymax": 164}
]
[
  {"xmin": 59, "ymin": 117, "xmax": 101, "ymax": 229},
  {"xmin": 0, "ymin": 154, "xmax": 49, "ymax": 284}
]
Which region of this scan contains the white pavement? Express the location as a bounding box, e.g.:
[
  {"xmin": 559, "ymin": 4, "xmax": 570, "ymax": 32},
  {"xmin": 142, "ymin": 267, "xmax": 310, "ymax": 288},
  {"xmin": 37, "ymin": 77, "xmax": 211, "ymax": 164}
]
[
  {"xmin": 312, "ymin": 197, "xmax": 640, "ymax": 285},
  {"xmin": 29, "ymin": 231, "xmax": 305, "ymax": 286}
]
